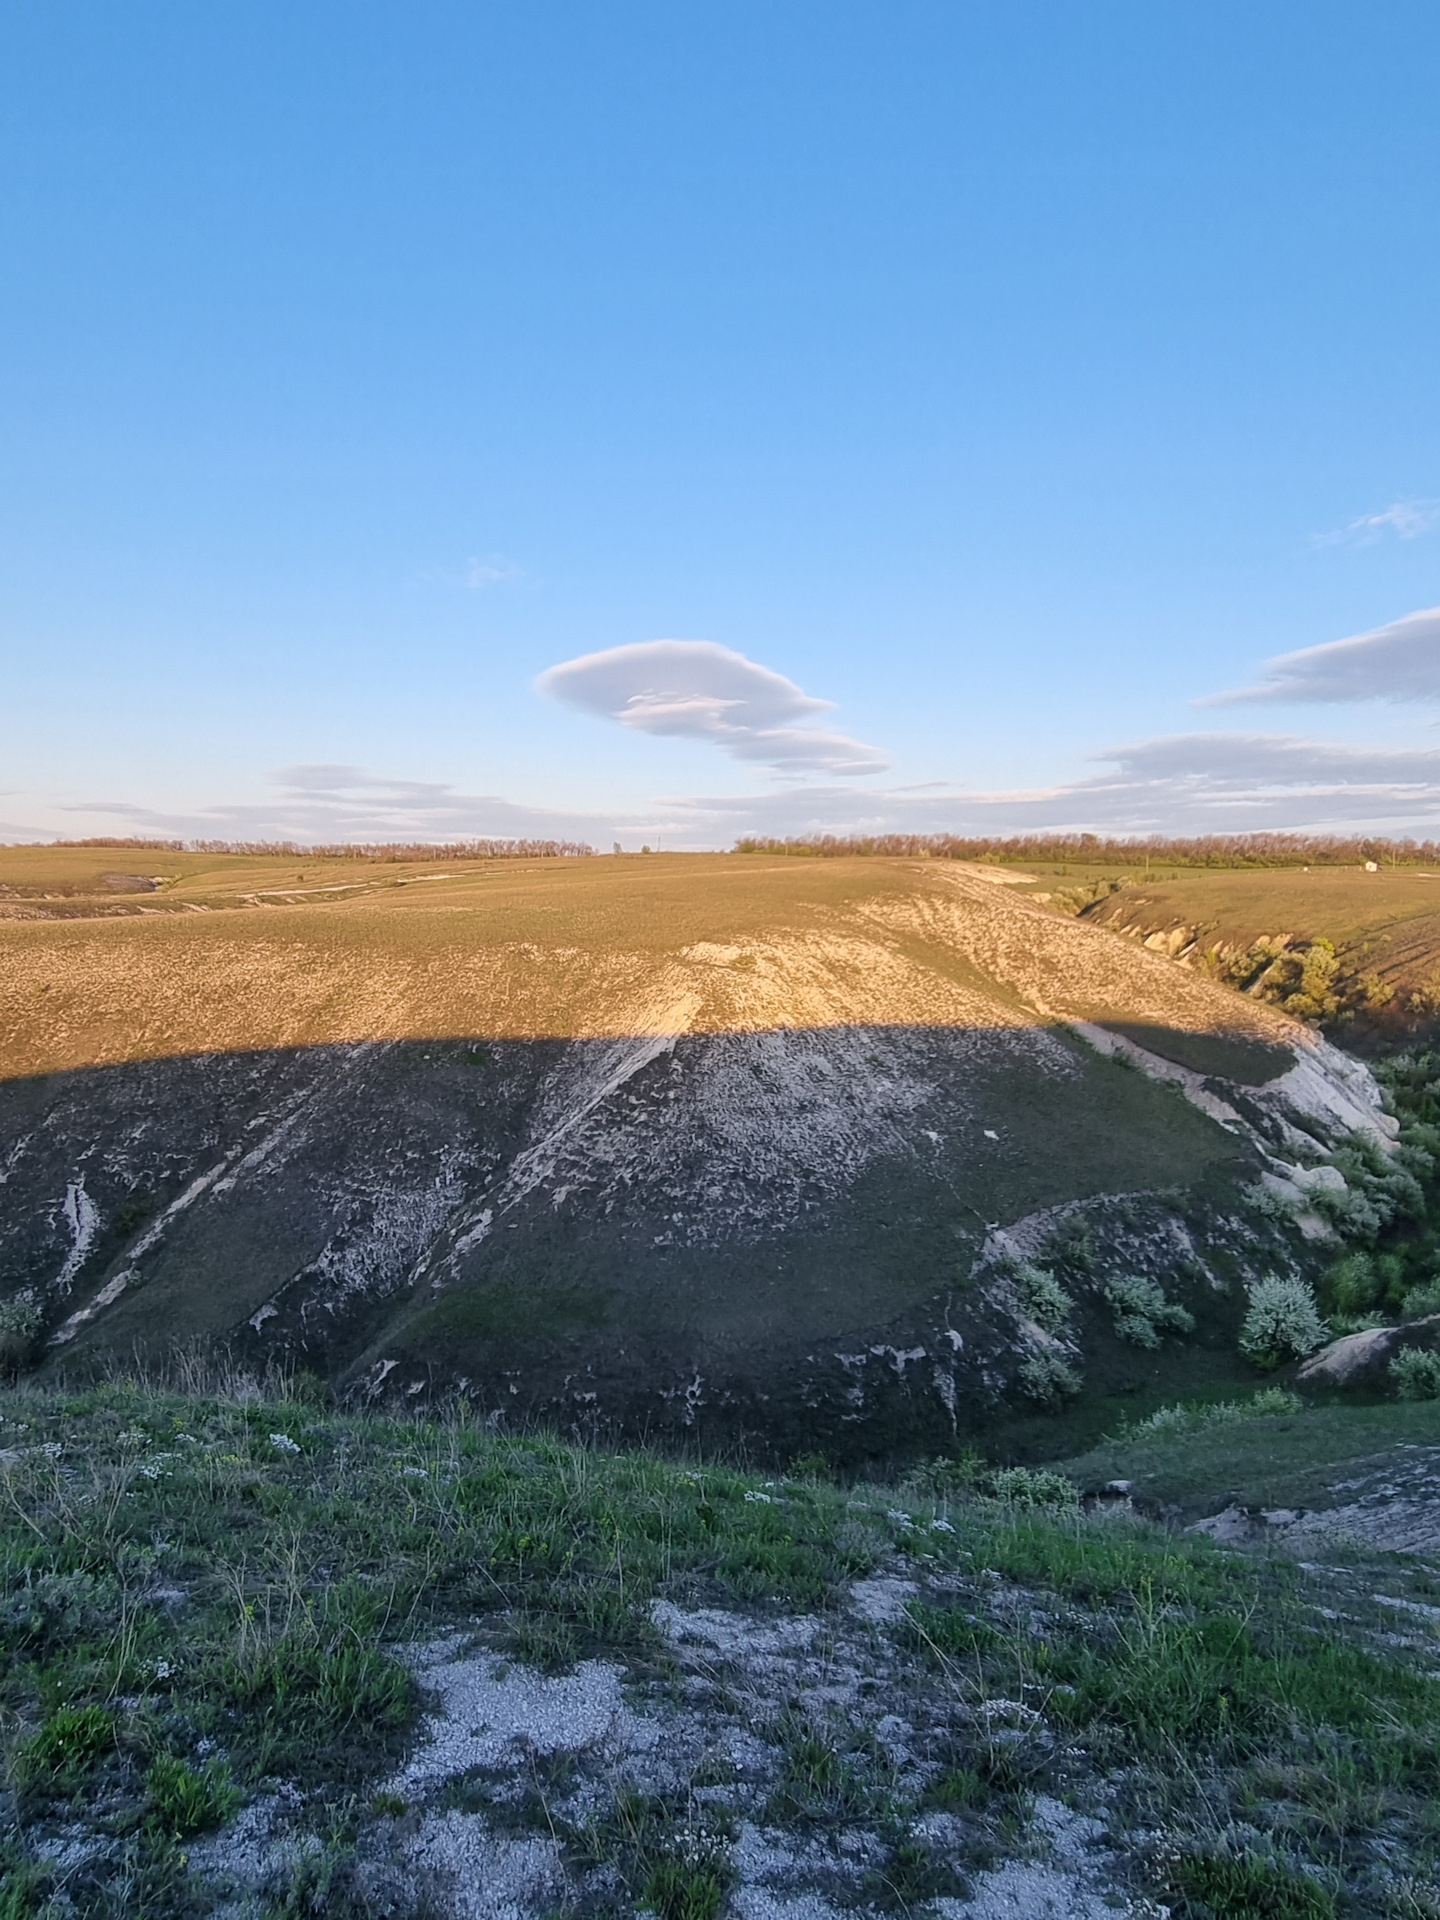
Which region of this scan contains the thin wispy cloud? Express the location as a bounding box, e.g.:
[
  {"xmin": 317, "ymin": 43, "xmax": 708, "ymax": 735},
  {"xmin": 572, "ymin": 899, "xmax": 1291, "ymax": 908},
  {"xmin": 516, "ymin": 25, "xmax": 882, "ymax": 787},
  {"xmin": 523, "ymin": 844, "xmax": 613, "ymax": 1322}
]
[
  {"xmin": 1097, "ymin": 733, "xmax": 1438, "ymax": 785},
  {"xmin": 63, "ymin": 767, "xmax": 626, "ymax": 847},
  {"xmin": 1204, "ymin": 606, "xmax": 1440, "ymax": 707},
  {"xmin": 466, "ymin": 555, "xmax": 523, "ymax": 588},
  {"xmin": 536, "ymin": 640, "xmax": 889, "ymax": 775},
  {"xmin": 54, "ymin": 729, "xmax": 1440, "ymax": 850},
  {"xmin": 1314, "ymin": 500, "xmax": 1440, "ymax": 546},
  {"xmin": 33, "ymin": 618, "xmax": 1440, "ymax": 851},
  {"xmin": 657, "ymin": 734, "xmax": 1440, "ymax": 841}
]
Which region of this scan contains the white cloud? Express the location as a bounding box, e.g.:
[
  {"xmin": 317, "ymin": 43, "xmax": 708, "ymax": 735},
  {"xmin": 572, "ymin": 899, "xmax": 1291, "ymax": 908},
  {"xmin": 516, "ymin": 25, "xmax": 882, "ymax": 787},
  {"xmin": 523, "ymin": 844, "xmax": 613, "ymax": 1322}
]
[
  {"xmin": 1205, "ymin": 606, "xmax": 1440, "ymax": 707},
  {"xmin": 32, "ymin": 728, "xmax": 1440, "ymax": 851},
  {"xmin": 535, "ymin": 639, "xmax": 889, "ymax": 775},
  {"xmin": 656, "ymin": 734, "xmax": 1440, "ymax": 841},
  {"xmin": 1315, "ymin": 500, "xmax": 1440, "ymax": 546},
  {"xmin": 1098, "ymin": 733, "xmax": 1440, "ymax": 786},
  {"xmin": 466, "ymin": 555, "xmax": 522, "ymax": 588},
  {"xmin": 59, "ymin": 767, "xmax": 620, "ymax": 848}
]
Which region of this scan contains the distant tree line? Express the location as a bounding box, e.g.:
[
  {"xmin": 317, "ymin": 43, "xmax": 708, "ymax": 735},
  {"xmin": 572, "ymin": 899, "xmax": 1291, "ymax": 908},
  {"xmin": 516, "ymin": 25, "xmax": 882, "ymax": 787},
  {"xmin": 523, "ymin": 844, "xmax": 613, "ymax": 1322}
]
[
  {"xmin": 733, "ymin": 832, "xmax": 1440, "ymax": 867},
  {"xmin": 50, "ymin": 837, "xmax": 596, "ymax": 860}
]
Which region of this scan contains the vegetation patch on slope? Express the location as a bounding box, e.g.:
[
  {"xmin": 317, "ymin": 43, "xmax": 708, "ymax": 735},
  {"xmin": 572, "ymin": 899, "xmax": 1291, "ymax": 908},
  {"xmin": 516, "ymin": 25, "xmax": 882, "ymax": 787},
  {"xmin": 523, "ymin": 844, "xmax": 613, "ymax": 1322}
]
[{"xmin": 5, "ymin": 1369, "xmax": 1440, "ymax": 1915}]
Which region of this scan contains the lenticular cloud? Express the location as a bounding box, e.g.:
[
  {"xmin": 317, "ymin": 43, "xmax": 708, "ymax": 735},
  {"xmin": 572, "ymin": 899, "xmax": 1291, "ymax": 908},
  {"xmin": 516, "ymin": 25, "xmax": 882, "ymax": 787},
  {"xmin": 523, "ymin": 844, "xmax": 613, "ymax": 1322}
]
[
  {"xmin": 1206, "ymin": 606, "xmax": 1440, "ymax": 706},
  {"xmin": 536, "ymin": 639, "xmax": 888, "ymax": 774}
]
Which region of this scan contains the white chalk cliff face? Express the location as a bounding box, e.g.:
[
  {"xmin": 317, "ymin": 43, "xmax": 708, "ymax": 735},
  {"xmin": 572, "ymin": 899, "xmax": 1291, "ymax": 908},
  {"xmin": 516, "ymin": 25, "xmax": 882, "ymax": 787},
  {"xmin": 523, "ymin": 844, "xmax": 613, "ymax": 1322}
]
[{"xmin": 0, "ymin": 867, "xmax": 1387, "ymax": 1454}]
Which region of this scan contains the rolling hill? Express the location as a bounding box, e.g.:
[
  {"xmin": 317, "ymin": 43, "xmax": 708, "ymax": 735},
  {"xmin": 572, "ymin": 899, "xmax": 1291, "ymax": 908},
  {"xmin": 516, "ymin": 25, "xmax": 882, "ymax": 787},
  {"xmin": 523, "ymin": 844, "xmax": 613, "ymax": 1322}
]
[{"xmin": 0, "ymin": 849, "xmax": 1397, "ymax": 1460}]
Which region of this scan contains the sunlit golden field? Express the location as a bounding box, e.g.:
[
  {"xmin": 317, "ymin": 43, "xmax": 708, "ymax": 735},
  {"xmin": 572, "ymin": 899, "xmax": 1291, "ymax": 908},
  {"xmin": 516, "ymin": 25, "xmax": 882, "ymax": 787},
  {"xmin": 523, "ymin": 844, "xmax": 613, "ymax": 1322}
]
[
  {"xmin": 0, "ymin": 849, "xmax": 1303, "ymax": 1081},
  {"xmin": 1047, "ymin": 861, "xmax": 1440, "ymax": 1023}
]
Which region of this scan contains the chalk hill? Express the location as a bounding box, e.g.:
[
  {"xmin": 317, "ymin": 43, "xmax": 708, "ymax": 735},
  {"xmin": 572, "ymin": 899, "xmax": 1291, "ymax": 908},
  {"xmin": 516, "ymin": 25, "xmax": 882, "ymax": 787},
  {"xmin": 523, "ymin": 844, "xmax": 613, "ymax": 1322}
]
[{"xmin": 0, "ymin": 854, "xmax": 1392, "ymax": 1457}]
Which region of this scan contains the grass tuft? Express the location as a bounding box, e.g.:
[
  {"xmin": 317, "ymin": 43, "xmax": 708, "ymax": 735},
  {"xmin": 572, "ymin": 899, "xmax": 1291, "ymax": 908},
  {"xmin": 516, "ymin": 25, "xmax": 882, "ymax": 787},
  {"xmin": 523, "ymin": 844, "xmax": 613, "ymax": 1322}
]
[
  {"xmin": 1164, "ymin": 1850, "xmax": 1336, "ymax": 1918},
  {"xmin": 13, "ymin": 1703, "xmax": 115, "ymax": 1795},
  {"xmin": 144, "ymin": 1751, "xmax": 242, "ymax": 1838}
]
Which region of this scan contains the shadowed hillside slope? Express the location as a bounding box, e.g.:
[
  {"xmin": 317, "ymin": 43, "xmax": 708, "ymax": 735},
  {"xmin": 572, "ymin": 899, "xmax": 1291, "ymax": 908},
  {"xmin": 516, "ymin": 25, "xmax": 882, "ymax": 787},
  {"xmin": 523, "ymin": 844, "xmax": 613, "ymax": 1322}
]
[{"xmin": 0, "ymin": 856, "xmax": 1397, "ymax": 1458}]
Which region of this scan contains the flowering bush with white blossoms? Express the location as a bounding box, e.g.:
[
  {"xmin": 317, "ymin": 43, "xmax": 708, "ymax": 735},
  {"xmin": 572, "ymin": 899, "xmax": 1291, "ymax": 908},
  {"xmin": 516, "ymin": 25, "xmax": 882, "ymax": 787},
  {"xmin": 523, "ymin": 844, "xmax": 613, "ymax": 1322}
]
[{"xmin": 1238, "ymin": 1276, "xmax": 1329, "ymax": 1369}]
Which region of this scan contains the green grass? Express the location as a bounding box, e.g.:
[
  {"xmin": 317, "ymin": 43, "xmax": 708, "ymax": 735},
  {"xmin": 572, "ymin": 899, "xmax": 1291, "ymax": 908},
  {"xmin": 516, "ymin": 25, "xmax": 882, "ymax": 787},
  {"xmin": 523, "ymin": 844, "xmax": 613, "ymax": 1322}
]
[
  {"xmin": 1164, "ymin": 1851, "xmax": 1337, "ymax": 1919},
  {"xmin": 1046, "ymin": 1605, "xmax": 1440, "ymax": 1779},
  {"xmin": 8, "ymin": 1373, "xmax": 1440, "ymax": 1913},
  {"xmin": 144, "ymin": 1753, "xmax": 241, "ymax": 1839},
  {"xmin": 0, "ymin": 1372, "xmax": 904, "ymax": 1913},
  {"xmin": 766, "ymin": 1716, "xmax": 878, "ymax": 1826},
  {"xmin": 580, "ymin": 1789, "xmax": 735, "ymax": 1920},
  {"xmin": 1062, "ymin": 1396, "xmax": 1440, "ymax": 1516},
  {"xmin": 899, "ymin": 1507, "xmax": 1440, "ymax": 1906},
  {"xmin": 13, "ymin": 1703, "xmax": 115, "ymax": 1793},
  {"xmin": 421, "ymin": 1279, "xmax": 612, "ymax": 1341}
]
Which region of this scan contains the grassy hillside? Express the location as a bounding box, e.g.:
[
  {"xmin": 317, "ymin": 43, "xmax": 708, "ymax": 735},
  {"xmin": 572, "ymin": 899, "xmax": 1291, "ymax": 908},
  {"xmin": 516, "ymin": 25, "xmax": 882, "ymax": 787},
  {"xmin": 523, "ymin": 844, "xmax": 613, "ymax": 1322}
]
[
  {"xmin": 0, "ymin": 855, "xmax": 1317, "ymax": 1440},
  {"xmin": 8, "ymin": 846, "xmax": 1440, "ymax": 1911},
  {"xmin": 0, "ymin": 847, "xmax": 1410, "ymax": 1462},
  {"xmin": 5, "ymin": 1368, "xmax": 1440, "ymax": 1917}
]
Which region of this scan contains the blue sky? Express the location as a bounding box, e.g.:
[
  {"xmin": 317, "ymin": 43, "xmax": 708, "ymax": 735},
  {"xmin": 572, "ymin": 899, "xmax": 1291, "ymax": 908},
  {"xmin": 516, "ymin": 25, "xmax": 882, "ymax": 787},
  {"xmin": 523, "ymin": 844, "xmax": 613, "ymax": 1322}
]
[{"xmin": 3, "ymin": 2, "xmax": 1439, "ymax": 847}]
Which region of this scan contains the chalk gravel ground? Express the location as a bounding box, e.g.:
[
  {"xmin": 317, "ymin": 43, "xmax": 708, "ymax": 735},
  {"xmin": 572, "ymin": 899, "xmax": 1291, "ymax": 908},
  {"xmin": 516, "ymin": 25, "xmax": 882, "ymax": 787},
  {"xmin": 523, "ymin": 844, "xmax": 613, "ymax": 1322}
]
[{"xmin": 188, "ymin": 1570, "xmax": 1150, "ymax": 1919}]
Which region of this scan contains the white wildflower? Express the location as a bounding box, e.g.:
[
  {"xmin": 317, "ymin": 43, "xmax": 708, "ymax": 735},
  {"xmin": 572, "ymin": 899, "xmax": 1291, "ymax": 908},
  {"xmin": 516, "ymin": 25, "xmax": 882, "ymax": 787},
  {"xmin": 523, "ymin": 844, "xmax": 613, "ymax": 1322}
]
[
  {"xmin": 269, "ymin": 1433, "xmax": 302, "ymax": 1455},
  {"xmin": 744, "ymin": 1490, "xmax": 773, "ymax": 1505}
]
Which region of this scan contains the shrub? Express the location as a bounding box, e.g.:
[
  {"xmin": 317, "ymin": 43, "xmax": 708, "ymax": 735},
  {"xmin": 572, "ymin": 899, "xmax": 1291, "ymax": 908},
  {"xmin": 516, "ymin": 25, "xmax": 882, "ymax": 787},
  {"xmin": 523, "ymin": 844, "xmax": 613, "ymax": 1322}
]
[
  {"xmin": 1327, "ymin": 1312, "xmax": 1392, "ymax": 1337},
  {"xmin": 1391, "ymin": 1347, "xmax": 1440, "ymax": 1401},
  {"xmin": 1017, "ymin": 1351, "xmax": 1082, "ymax": 1407},
  {"xmin": 1239, "ymin": 1277, "xmax": 1329, "ymax": 1369},
  {"xmin": 986, "ymin": 1466, "xmax": 1079, "ymax": 1508},
  {"xmin": 0, "ymin": 1298, "xmax": 41, "ymax": 1374},
  {"xmin": 1014, "ymin": 1262, "xmax": 1072, "ymax": 1334},
  {"xmin": 1402, "ymin": 1280, "xmax": 1440, "ymax": 1320},
  {"xmin": 1246, "ymin": 1387, "xmax": 1305, "ymax": 1418},
  {"xmin": 1134, "ymin": 1388, "xmax": 1303, "ymax": 1437},
  {"xmin": 901, "ymin": 1452, "xmax": 984, "ymax": 1498},
  {"xmin": 1319, "ymin": 1251, "xmax": 1381, "ymax": 1317},
  {"xmin": 0, "ymin": 1570, "xmax": 114, "ymax": 1657},
  {"xmin": 1312, "ymin": 1138, "xmax": 1428, "ymax": 1246},
  {"xmin": 900, "ymin": 1457, "xmax": 1078, "ymax": 1506},
  {"xmin": 1103, "ymin": 1274, "xmax": 1195, "ymax": 1348},
  {"xmin": 1134, "ymin": 1404, "xmax": 1192, "ymax": 1437}
]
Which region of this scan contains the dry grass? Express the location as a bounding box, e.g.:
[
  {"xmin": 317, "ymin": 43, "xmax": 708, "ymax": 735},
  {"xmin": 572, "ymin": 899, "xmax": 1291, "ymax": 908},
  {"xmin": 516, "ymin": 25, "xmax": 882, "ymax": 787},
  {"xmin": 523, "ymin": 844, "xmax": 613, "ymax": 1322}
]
[
  {"xmin": 0, "ymin": 853, "xmax": 1299, "ymax": 1081},
  {"xmin": 1073, "ymin": 864, "xmax": 1440, "ymax": 1026}
]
